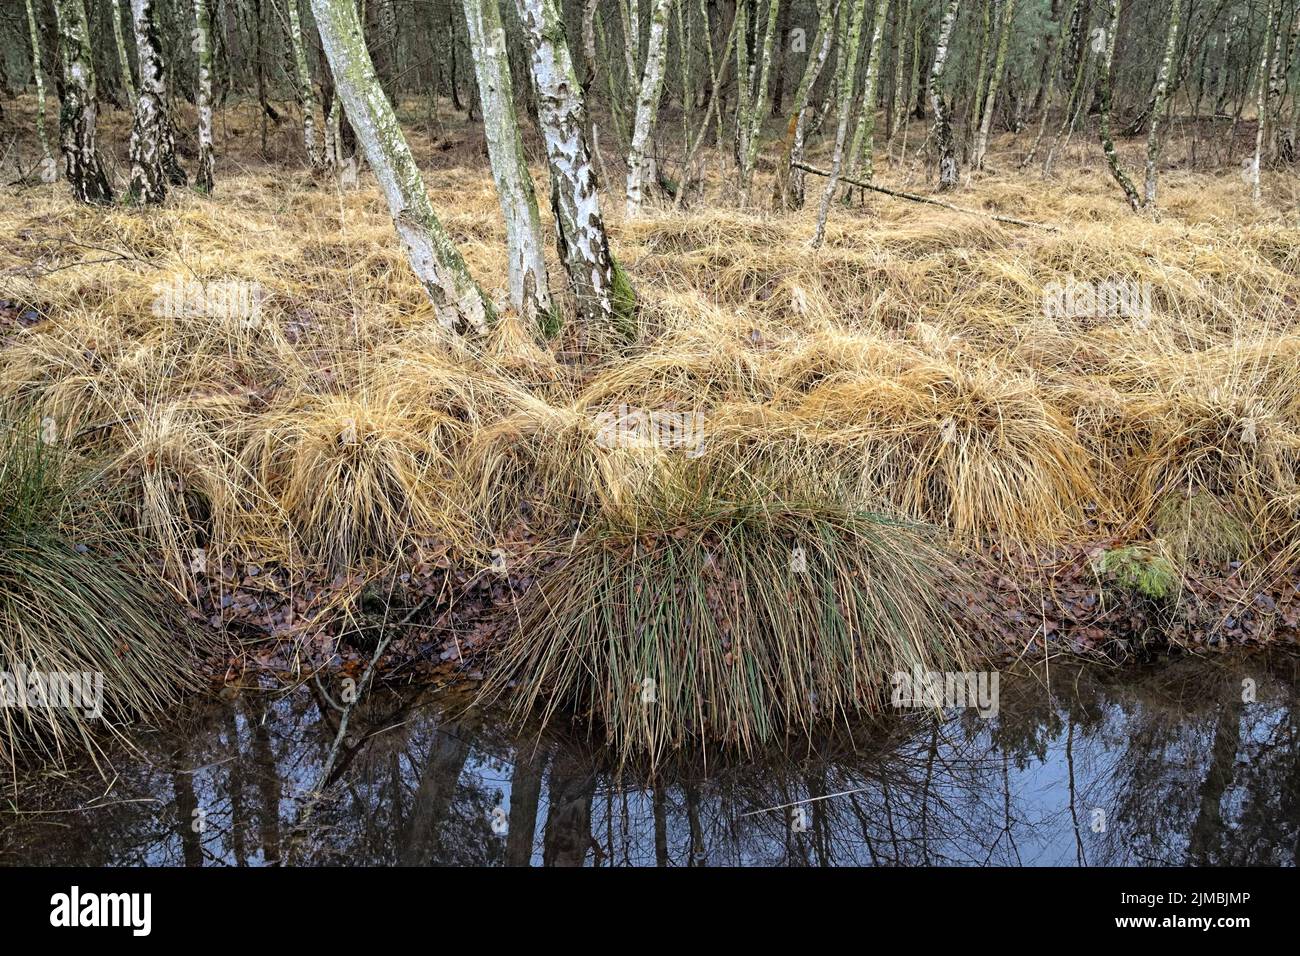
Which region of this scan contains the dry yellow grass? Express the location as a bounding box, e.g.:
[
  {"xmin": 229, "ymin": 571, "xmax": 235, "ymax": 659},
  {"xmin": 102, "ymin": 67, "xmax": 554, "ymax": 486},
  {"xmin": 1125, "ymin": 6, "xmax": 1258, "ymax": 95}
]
[{"xmin": 2, "ymin": 97, "xmax": 1298, "ymax": 601}]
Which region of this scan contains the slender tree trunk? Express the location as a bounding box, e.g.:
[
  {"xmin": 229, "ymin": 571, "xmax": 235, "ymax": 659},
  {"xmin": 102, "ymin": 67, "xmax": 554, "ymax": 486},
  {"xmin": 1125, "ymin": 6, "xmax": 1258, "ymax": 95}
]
[
  {"xmin": 737, "ymin": 0, "xmax": 782, "ymax": 201},
  {"xmin": 53, "ymin": 0, "xmax": 113, "ymax": 203},
  {"xmin": 110, "ymin": 0, "xmax": 138, "ymax": 108},
  {"xmin": 287, "ymin": 0, "xmax": 321, "ymax": 165},
  {"xmin": 734, "ymin": 0, "xmax": 752, "ymax": 166},
  {"xmin": 1251, "ymin": 0, "xmax": 1277, "ymax": 202},
  {"xmin": 515, "ymin": 0, "xmax": 637, "ymax": 335},
  {"xmin": 675, "ymin": 2, "xmax": 740, "ymax": 208},
  {"xmin": 1098, "ymin": 0, "xmax": 1140, "ymax": 209},
  {"xmin": 776, "ymin": 0, "xmax": 837, "ymax": 209},
  {"xmin": 970, "ymin": 0, "xmax": 1016, "ymax": 170},
  {"xmin": 886, "ymin": 0, "xmax": 911, "ymax": 151},
  {"xmin": 194, "ymin": 0, "xmax": 216, "ymax": 192},
  {"xmin": 846, "ymin": 0, "xmax": 892, "ymax": 185},
  {"xmin": 310, "ymin": 0, "xmax": 493, "ymax": 334},
  {"xmin": 1141, "ymin": 0, "xmax": 1182, "ymax": 206},
  {"xmin": 1264, "ymin": 0, "xmax": 1286, "ymax": 161},
  {"xmin": 929, "ymin": 0, "xmax": 962, "ymax": 189},
  {"xmin": 626, "ymin": 0, "xmax": 673, "ymax": 215},
  {"xmin": 1042, "ymin": 0, "xmax": 1087, "ymax": 177},
  {"xmin": 812, "ymin": 0, "xmax": 869, "ymax": 246},
  {"xmin": 769, "ymin": 0, "xmax": 793, "ymax": 115},
  {"xmin": 1021, "ymin": 0, "xmax": 1068, "ymax": 169},
  {"xmin": 24, "ymin": 0, "xmax": 53, "ymax": 172},
  {"xmin": 461, "ymin": 0, "xmax": 555, "ymax": 329},
  {"xmin": 129, "ymin": 0, "xmax": 182, "ymax": 203},
  {"xmin": 967, "ymin": 0, "xmax": 992, "ymax": 155}
]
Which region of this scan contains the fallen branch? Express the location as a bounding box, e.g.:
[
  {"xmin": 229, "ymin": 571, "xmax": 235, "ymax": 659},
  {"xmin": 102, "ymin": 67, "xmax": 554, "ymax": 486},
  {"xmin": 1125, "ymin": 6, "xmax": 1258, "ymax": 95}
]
[{"xmin": 793, "ymin": 161, "xmax": 1060, "ymax": 232}]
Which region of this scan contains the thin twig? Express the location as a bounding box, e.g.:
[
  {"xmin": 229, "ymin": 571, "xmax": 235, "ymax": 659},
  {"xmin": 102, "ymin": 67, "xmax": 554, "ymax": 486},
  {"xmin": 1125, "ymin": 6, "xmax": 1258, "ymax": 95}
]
[{"xmin": 793, "ymin": 161, "xmax": 1060, "ymax": 231}]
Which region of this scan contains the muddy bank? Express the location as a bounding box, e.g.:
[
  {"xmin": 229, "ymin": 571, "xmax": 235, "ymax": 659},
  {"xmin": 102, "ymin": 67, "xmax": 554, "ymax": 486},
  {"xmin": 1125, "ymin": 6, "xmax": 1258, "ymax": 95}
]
[{"xmin": 193, "ymin": 541, "xmax": 1300, "ymax": 688}]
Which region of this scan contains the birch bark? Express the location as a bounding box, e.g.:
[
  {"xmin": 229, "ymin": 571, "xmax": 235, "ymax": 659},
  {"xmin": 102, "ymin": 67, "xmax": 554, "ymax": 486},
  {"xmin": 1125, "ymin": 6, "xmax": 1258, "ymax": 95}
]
[
  {"xmin": 1141, "ymin": 0, "xmax": 1182, "ymax": 206},
  {"xmin": 461, "ymin": 0, "xmax": 555, "ymax": 328},
  {"xmin": 193, "ymin": 0, "xmax": 215, "ymax": 192},
  {"xmin": 311, "ymin": 0, "xmax": 494, "ymax": 334},
  {"xmin": 776, "ymin": 0, "xmax": 837, "ymax": 210},
  {"xmin": 846, "ymin": 0, "xmax": 892, "ymax": 184},
  {"xmin": 288, "ymin": 0, "xmax": 322, "ymax": 166},
  {"xmin": 110, "ymin": 0, "xmax": 138, "ymax": 107},
  {"xmin": 1098, "ymin": 0, "xmax": 1141, "ymax": 209},
  {"xmin": 515, "ymin": 0, "xmax": 637, "ymax": 334},
  {"xmin": 929, "ymin": 0, "xmax": 962, "ymax": 189},
  {"xmin": 128, "ymin": 0, "xmax": 177, "ymax": 203},
  {"xmin": 970, "ymin": 0, "xmax": 1016, "ymax": 171},
  {"xmin": 24, "ymin": 0, "xmax": 53, "ymax": 170},
  {"xmin": 625, "ymin": 0, "xmax": 673, "ymax": 215},
  {"xmin": 812, "ymin": 0, "xmax": 869, "ymax": 246}
]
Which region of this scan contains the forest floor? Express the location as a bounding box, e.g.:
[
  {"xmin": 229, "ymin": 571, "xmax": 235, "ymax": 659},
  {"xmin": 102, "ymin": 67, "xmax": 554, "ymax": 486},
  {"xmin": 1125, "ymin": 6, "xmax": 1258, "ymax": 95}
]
[{"xmin": 2, "ymin": 97, "xmax": 1299, "ymax": 747}]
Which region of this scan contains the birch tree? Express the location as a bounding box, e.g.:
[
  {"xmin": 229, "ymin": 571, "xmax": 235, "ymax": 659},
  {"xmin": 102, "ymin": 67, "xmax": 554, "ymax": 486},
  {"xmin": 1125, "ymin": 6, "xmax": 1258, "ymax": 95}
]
[
  {"xmin": 1098, "ymin": 0, "xmax": 1141, "ymax": 209},
  {"xmin": 288, "ymin": 0, "xmax": 322, "ymax": 166},
  {"xmin": 1021, "ymin": 0, "xmax": 1069, "ymax": 170},
  {"xmin": 775, "ymin": 0, "xmax": 838, "ymax": 209},
  {"xmin": 515, "ymin": 0, "xmax": 637, "ymax": 334},
  {"xmin": 1250, "ymin": 0, "xmax": 1278, "ymax": 202},
  {"xmin": 1041, "ymin": 0, "xmax": 1088, "ymax": 177},
  {"xmin": 737, "ymin": 0, "xmax": 783, "ymax": 202},
  {"xmin": 110, "ymin": 0, "xmax": 137, "ymax": 108},
  {"xmin": 53, "ymin": 0, "xmax": 113, "ymax": 204},
  {"xmin": 1141, "ymin": 0, "xmax": 1182, "ymax": 207},
  {"xmin": 929, "ymin": 0, "xmax": 962, "ymax": 190},
  {"xmin": 625, "ymin": 0, "xmax": 673, "ymax": 216},
  {"xmin": 970, "ymin": 0, "xmax": 1016, "ymax": 171},
  {"xmin": 129, "ymin": 0, "xmax": 185, "ymax": 203},
  {"xmin": 193, "ymin": 0, "xmax": 215, "ymax": 192},
  {"xmin": 676, "ymin": 2, "xmax": 741, "ymax": 208},
  {"xmin": 109, "ymin": 0, "xmax": 135, "ymax": 107},
  {"xmin": 812, "ymin": 0, "xmax": 870, "ymax": 246},
  {"xmin": 310, "ymin": 0, "xmax": 493, "ymax": 334},
  {"xmin": 461, "ymin": 0, "xmax": 555, "ymax": 328},
  {"xmin": 846, "ymin": 0, "xmax": 892, "ymax": 185},
  {"xmin": 24, "ymin": 0, "xmax": 53, "ymax": 177}
]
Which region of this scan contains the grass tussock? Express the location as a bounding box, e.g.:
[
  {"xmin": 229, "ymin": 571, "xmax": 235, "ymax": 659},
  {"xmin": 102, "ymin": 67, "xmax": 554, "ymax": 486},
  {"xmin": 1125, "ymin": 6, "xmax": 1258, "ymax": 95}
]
[
  {"xmin": 0, "ymin": 96, "xmax": 1297, "ymax": 722},
  {"xmin": 3, "ymin": 103, "xmax": 1296, "ymax": 574},
  {"xmin": 0, "ymin": 420, "xmax": 207, "ymax": 766},
  {"xmin": 482, "ymin": 503, "xmax": 979, "ymax": 761}
]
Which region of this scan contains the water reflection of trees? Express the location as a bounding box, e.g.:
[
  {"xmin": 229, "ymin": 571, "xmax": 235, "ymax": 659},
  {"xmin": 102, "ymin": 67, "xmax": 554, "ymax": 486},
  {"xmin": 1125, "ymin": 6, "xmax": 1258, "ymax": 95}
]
[{"xmin": 0, "ymin": 654, "xmax": 1295, "ymax": 867}]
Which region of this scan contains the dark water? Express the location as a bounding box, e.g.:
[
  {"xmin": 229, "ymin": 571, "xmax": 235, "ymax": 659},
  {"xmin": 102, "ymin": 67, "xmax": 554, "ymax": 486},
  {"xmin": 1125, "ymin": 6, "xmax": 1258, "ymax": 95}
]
[{"xmin": 2, "ymin": 651, "xmax": 1297, "ymax": 866}]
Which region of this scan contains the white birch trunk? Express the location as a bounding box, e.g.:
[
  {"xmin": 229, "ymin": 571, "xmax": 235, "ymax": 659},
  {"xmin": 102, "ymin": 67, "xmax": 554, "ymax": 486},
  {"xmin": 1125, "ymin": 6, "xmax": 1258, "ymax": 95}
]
[
  {"xmin": 783, "ymin": 0, "xmax": 838, "ymax": 209},
  {"xmin": 53, "ymin": 0, "xmax": 113, "ymax": 203},
  {"xmin": 1141, "ymin": 0, "xmax": 1181, "ymax": 207},
  {"xmin": 625, "ymin": 0, "xmax": 673, "ymax": 216},
  {"xmin": 288, "ymin": 0, "xmax": 322, "ymax": 166},
  {"xmin": 24, "ymin": 0, "xmax": 52, "ymax": 168},
  {"xmin": 1251, "ymin": 0, "xmax": 1277, "ymax": 202},
  {"xmin": 515, "ymin": 0, "xmax": 636, "ymax": 334},
  {"xmin": 846, "ymin": 0, "xmax": 891, "ymax": 185},
  {"xmin": 970, "ymin": 0, "xmax": 1015, "ymax": 171},
  {"xmin": 310, "ymin": 0, "xmax": 493, "ymax": 334},
  {"xmin": 738, "ymin": 0, "xmax": 783, "ymax": 201},
  {"xmin": 193, "ymin": 0, "xmax": 215, "ymax": 193},
  {"xmin": 812, "ymin": 0, "xmax": 869, "ymax": 246},
  {"xmin": 929, "ymin": 0, "xmax": 962, "ymax": 189},
  {"xmin": 461, "ymin": 0, "xmax": 555, "ymax": 328},
  {"xmin": 128, "ymin": 0, "xmax": 174, "ymax": 203}
]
